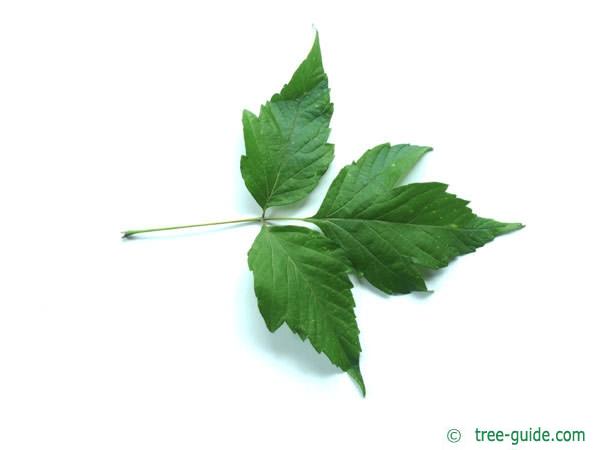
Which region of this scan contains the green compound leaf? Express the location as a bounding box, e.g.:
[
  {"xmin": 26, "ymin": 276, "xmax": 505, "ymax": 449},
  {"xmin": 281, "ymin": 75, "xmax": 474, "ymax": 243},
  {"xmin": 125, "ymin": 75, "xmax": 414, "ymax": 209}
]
[
  {"xmin": 240, "ymin": 33, "xmax": 334, "ymax": 210},
  {"xmin": 310, "ymin": 144, "xmax": 524, "ymax": 294},
  {"xmin": 248, "ymin": 225, "xmax": 365, "ymax": 395},
  {"xmin": 125, "ymin": 33, "xmax": 524, "ymax": 396}
]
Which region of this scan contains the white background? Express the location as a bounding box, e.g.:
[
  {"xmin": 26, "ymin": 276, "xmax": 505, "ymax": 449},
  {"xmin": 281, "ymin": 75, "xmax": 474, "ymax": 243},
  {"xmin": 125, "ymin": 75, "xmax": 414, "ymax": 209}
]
[{"xmin": 1, "ymin": 1, "xmax": 598, "ymax": 449}]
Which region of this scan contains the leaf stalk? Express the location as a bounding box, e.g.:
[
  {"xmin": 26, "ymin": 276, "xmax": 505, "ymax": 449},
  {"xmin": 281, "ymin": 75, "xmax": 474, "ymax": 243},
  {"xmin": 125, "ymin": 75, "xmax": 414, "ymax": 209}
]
[{"xmin": 122, "ymin": 217, "xmax": 307, "ymax": 238}]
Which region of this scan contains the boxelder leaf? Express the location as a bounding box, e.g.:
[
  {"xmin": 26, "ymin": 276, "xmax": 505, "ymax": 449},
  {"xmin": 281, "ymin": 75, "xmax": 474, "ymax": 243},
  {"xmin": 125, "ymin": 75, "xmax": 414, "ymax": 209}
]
[
  {"xmin": 248, "ymin": 225, "xmax": 365, "ymax": 394},
  {"xmin": 126, "ymin": 34, "xmax": 524, "ymax": 396},
  {"xmin": 240, "ymin": 33, "xmax": 334, "ymax": 210},
  {"xmin": 311, "ymin": 144, "xmax": 523, "ymax": 294}
]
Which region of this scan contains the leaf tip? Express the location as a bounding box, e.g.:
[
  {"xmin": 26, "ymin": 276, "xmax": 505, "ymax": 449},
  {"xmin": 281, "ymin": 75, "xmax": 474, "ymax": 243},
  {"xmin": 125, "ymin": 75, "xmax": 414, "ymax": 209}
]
[
  {"xmin": 312, "ymin": 27, "xmax": 320, "ymax": 43},
  {"xmin": 500, "ymin": 222, "xmax": 525, "ymax": 234},
  {"xmin": 306, "ymin": 29, "xmax": 323, "ymax": 67},
  {"xmin": 347, "ymin": 366, "xmax": 366, "ymax": 397}
]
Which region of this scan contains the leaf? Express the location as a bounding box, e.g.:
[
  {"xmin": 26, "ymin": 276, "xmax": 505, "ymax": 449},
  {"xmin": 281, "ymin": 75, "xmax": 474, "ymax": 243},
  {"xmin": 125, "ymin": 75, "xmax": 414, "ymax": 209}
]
[
  {"xmin": 315, "ymin": 143, "xmax": 432, "ymax": 218},
  {"xmin": 310, "ymin": 144, "xmax": 524, "ymax": 294},
  {"xmin": 240, "ymin": 33, "xmax": 334, "ymax": 210},
  {"xmin": 248, "ymin": 225, "xmax": 365, "ymax": 394},
  {"xmin": 126, "ymin": 33, "xmax": 524, "ymax": 396}
]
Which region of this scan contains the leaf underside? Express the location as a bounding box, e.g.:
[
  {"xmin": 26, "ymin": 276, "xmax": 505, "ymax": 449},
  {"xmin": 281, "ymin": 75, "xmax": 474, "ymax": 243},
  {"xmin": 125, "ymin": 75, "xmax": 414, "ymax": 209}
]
[
  {"xmin": 311, "ymin": 143, "xmax": 523, "ymax": 294},
  {"xmin": 240, "ymin": 34, "xmax": 334, "ymax": 210},
  {"xmin": 248, "ymin": 225, "xmax": 365, "ymax": 395}
]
